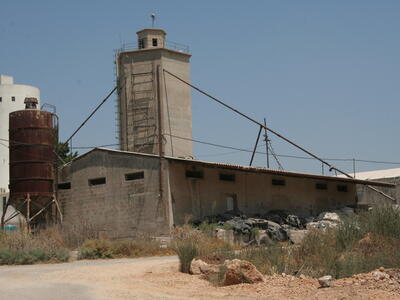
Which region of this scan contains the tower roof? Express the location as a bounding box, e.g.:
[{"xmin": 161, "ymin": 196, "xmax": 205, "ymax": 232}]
[{"xmin": 136, "ymin": 28, "xmax": 167, "ymax": 36}]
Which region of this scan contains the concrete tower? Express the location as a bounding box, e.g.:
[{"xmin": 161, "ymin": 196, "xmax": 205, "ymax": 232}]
[
  {"xmin": 0, "ymin": 75, "xmax": 40, "ymax": 223},
  {"xmin": 116, "ymin": 28, "xmax": 193, "ymax": 158}
]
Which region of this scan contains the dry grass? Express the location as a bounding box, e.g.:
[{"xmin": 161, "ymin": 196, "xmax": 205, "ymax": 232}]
[
  {"xmin": 0, "ymin": 229, "xmax": 69, "ymax": 264},
  {"xmin": 78, "ymin": 236, "xmax": 174, "ymax": 260},
  {"xmin": 171, "ymin": 225, "xmax": 233, "ymax": 273}
]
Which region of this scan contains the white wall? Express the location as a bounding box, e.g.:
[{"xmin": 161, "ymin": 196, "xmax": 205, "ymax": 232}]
[{"xmin": 0, "ymin": 75, "xmax": 40, "ymax": 195}]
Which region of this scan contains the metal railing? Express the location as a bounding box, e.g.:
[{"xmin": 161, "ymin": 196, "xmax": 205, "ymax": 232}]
[{"xmin": 116, "ymin": 40, "xmax": 190, "ymax": 54}]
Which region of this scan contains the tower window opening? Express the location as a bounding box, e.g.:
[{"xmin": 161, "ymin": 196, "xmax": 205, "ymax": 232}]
[
  {"xmin": 11, "ymin": 96, "xmax": 15, "ymax": 102},
  {"xmin": 152, "ymin": 38, "xmax": 158, "ymax": 47},
  {"xmin": 0, "ymin": 97, "xmax": 2, "ymax": 102},
  {"xmin": 139, "ymin": 39, "xmax": 146, "ymax": 49}
]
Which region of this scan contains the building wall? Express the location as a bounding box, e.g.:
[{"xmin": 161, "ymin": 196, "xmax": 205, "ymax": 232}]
[
  {"xmin": 168, "ymin": 161, "xmax": 357, "ymax": 224},
  {"xmin": 116, "ymin": 48, "xmax": 192, "ymax": 158},
  {"xmin": 356, "ymin": 178, "xmax": 400, "ymax": 206},
  {"xmin": 58, "ymin": 151, "xmax": 170, "ymax": 238}
]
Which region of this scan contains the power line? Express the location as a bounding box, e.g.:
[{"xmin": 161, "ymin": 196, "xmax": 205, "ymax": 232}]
[
  {"xmin": 165, "ymin": 134, "xmax": 400, "ymax": 165},
  {"xmin": 2, "ymin": 134, "xmax": 400, "ymax": 166}
]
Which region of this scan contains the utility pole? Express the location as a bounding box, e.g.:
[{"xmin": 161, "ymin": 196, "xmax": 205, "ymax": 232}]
[{"xmin": 264, "ymin": 118, "xmax": 270, "ymax": 168}]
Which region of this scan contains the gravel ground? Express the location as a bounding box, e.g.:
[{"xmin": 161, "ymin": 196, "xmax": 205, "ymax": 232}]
[{"xmin": 0, "ymin": 256, "xmax": 399, "ymax": 300}]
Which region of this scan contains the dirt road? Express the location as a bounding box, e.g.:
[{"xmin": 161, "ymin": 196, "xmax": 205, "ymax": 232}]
[{"xmin": 0, "ymin": 256, "xmax": 399, "ymax": 300}]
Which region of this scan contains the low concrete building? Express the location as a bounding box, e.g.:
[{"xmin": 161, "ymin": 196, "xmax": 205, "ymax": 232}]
[
  {"xmin": 57, "ymin": 148, "xmax": 392, "ymax": 238},
  {"xmin": 349, "ymin": 168, "xmax": 400, "ymax": 206}
]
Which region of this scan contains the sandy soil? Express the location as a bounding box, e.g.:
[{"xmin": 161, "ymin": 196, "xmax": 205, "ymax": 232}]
[{"xmin": 0, "ymin": 256, "xmax": 399, "ymax": 300}]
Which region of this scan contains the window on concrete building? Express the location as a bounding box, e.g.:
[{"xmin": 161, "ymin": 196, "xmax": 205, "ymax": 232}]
[
  {"xmin": 185, "ymin": 170, "xmax": 203, "ymax": 179},
  {"xmin": 58, "ymin": 182, "xmax": 71, "ymax": 190},
  {"xmin": 139, "ymin": 38, "xmax": 145, "ymax": 49},
  {"xmin": 219, "ymin": 173, "xmax": 235, "ymax": 182},
  {"xmin": 125, "ymin": 171, "xmax": 144, "ymax": 181},
  {"xmin": 316, "ymin": 183, "xmax": 328, "ymax": 190},
  {"xmin": 152, "ymin": 38, "xmax": 158, "ymax": 46},
  {"xmin": 0, "ymin": 97, "xmax": 2, "ymax": 102},
  {"xmin": 337, "ymin": 185, "xmax": 348, "ymax": 192},
  {"xmin": 272, "ymin": 178, "xmax": 285, "ymax": 186},
  {"xmin": 88, "ymin": 177, "xmax": 106, "ymax": 186},
  {"xmin": 11, "ymin": 96, "xmax": 15, "ymax": 102}
]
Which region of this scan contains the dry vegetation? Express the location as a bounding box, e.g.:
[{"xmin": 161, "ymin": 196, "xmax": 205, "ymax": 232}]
[
  {"xmin": 175, "ymin": 205, "xmax": 400, "ymax": 282},
  {"xmin": 0, "ymin": 220, "xmax": 173, "ymax": 265}
]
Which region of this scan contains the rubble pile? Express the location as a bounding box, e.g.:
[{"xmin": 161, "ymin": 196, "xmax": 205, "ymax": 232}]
[{"xmin": 194, "ymin": 206, "xmax": 356, "ymax": 245}]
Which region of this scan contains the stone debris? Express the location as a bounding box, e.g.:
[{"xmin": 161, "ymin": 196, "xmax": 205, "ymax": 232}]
[
  {"xmin": 222, "ymin": 259, "xmax": 265, "ymax": 286},
  {"xmin": 197, "ymin": 206, "xmax": 355, "ymax": 245},
  {"xmin": 190, "ymin": 259, "xmax": 219, "ymax": 275},
  {"xmin": 318, "ymin": 275, "xmax": 333, "ymax": 288},
  {"xmin": 316, "ymin": 212, "xmax": 341, "ymax": 222},
  {"xmin": 287, "ymin": 229, "xmax": 308, "ymax": 244},
  {"xmin": 372, "ymin": 271, "xmax": 390, "ymax": 281}
]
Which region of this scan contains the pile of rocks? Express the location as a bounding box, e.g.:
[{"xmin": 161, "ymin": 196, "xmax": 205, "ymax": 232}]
[
  {"xmin": 190, "ymin": 258, "xmax": 265, "ymax": 286},
  {"xmin": 195, "ymin": 207, "xmax": 355, "ymax": 245}
]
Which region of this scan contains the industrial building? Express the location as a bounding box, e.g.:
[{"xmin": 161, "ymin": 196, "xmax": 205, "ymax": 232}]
[
  {"xmin": 57, "ymin": 148, "xmax": 392, "ymax": 237},
  {"xmin": 346, "ymin": 168, "xmax": 400, "ymax": 206},
  {"xmin": 56, "ymin": 28, "xmax": 394, "ymax": 237},
  {"xmin": 0, "ymin": 76, "xmax": 40, "ymax": 225}
]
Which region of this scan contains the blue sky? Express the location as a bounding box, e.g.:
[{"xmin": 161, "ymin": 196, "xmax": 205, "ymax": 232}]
[{"xmin": 1, "ymin": 0, "xmax": 399, "ymax": 175}]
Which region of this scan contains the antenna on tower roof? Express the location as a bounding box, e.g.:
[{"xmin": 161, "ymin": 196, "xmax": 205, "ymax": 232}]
[{"xmin": 150, "ymin": 13, "xmax": 156, "ymax": 28}]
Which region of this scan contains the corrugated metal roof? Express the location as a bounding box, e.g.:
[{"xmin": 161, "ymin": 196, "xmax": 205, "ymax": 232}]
[{"xmin": 67, "ymin": 148, "xmax": 395, "ymax": 188}]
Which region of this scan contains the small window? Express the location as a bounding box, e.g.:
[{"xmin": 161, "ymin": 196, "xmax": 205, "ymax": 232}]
[
  {"xmin": 0, "ymin": 97, "xmax": 2, "ymax": 102},
  {"xmin": 11, "ymin": 96, "xmax": 15, "ymax": 102},
  {"xmin": 125, "ymin": 171, "xmax": 144, "ymax": 181},
  {"xmin": 152, "ymin": 38, "xmax": 158, "ymax": 47},
  {"xmin": 138, "ymin": 38, "xmax": 145, "ymax": 49},
  {"xmin": 186, "ymin": 170, "xmax": 203, "ymax": 179},
  {"xmin": 337, "ymin": 185, "xmax": 348, "ymax": 192},
  {"xmin": 316, "ymin": 183, "xmax": 327, "ymax": 190},
  {"xmin": 272, "ymin": 179, "xmax": 285, "ymax": 186},
  {"xmin": 58, "ymin": 182, "xmax": 71, "ymax": 190},
  {"xmin": 219, "ymin": 173, "xmax": 235, "ymax": 182},
  {"xmin": 88, "ymin": 177, "xmax": 106, "ymax": 186}
]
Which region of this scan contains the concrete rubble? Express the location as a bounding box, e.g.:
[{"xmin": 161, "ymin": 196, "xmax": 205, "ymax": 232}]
[{"xmin": 196, "ymin": 206, "xmax": 356, "ymax": 245}]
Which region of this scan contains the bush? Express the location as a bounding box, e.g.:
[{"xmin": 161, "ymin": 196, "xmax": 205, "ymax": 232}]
[
  {"xmin": 0, "ymin": 230, "xmax": 70, "ymax": 265},
  {"xmin": 359, "ymin": 205, "xmax": 400, "ymax": 239},
  {"xmin": 171, "ymin": 225, "xmax": 233, "ymax": 273},
  {"xmin": 78, "ymin": 236, "xmax": 173, "ymax": 260}
]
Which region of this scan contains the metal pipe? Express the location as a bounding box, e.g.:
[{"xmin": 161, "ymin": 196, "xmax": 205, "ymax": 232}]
[
  {"xmin": 64, "ymin": 86, "xmax": 117, "ymax": 147},
  {"xmin": 249, "ymin": 125, "xmax": 262, "ymax": 166},
  {"xmin": 163, "ymin": 69, "xmax": 350, "ymax": 178},
  {"xmin": 163, "ymin": 69, "xmax": 397, "ymax": 203}
]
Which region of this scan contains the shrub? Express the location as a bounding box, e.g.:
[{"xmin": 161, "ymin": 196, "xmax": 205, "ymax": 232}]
[
  {"xmin": 359, "ymin": 205, "xmax": 400, "ymax": 239},
  {"xmin": 174, "ymin": 238, "xmax": 199, "ymax": 273},
  {"xmin": 78, "ymin": 239, "xmax": 113, "ymax": 259},
  {"xmin": 78, "ymin": 236, "xmax": 173, "ymax": 260},
  {"xmin": 171, "ymin": 225, "xmax": 232, "ymax": 273},
  {"xmin": 0, "ymin": 230, "xmax": 70, "ymax": 265},
  {"xmin": 336, "ymin": 216, "xmax": 362, "ymax": 251}
]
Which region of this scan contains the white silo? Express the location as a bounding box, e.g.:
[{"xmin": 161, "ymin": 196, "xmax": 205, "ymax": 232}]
[{"xmin": 0, "ymin": 75, "xmax": 40, "ymax": 225}]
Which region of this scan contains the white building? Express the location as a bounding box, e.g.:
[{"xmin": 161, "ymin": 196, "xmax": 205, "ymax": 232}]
[{"xmin": 0, "ymin": 75, "xmax": 40, "ymax": 224}]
